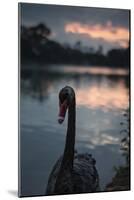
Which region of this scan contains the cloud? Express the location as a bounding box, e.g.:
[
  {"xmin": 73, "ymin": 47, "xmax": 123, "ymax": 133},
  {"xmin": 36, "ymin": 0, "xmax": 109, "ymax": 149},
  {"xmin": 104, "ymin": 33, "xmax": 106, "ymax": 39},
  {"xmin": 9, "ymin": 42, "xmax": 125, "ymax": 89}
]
[{"xmin": 65, "ymin": 21, "xmax": 129, "ymax": 48}]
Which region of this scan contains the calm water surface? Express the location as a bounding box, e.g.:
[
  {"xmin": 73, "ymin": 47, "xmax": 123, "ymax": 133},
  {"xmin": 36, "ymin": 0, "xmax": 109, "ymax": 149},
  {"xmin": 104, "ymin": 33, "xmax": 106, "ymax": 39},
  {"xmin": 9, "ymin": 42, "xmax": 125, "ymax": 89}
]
[{"xmin": 20, "ymin": 64, "xmax": 129, "ymax": 196}]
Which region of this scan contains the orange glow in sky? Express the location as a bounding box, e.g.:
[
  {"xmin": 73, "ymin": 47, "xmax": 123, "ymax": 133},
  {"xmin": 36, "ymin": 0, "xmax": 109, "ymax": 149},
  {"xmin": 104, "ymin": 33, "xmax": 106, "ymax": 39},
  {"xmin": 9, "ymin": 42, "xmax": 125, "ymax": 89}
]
[{"xmin": 65, "ymin": 21, "xmax": 129, "ymax": 48}]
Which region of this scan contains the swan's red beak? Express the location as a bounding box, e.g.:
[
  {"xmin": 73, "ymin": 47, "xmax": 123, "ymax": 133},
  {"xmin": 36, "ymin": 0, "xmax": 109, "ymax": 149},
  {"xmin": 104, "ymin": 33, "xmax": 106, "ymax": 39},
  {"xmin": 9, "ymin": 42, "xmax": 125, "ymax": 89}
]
[{"xmin": 58, "ymin": 100, "xmax": 68, "ymax": 124}]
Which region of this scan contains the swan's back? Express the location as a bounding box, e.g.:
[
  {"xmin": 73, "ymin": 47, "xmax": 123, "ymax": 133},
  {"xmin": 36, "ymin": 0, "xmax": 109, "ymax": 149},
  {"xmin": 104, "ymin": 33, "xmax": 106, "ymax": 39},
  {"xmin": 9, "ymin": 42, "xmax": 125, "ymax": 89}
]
[
  {"xmin": 72, "ymin": 153, "xmax": 99, "ymax": 193},
  {"xmin": 46, "ymin": 152, "xmax": 99, "ymax": 195}
]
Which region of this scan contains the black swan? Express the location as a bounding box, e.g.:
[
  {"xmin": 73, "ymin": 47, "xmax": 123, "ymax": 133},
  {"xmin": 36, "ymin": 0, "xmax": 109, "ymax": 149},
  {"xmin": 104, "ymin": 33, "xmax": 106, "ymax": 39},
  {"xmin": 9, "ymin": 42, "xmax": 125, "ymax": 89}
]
[{"xmin": 46, "ymin": 86, "xmax": 99, "ymax": 195}]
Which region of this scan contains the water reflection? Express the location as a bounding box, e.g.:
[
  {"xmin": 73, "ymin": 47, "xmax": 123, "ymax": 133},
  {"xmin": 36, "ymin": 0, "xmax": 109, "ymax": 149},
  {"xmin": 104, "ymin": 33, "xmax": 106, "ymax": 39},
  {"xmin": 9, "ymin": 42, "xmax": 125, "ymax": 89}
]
[
  {"xmin": 21, "ymin": 65, "xmax": 129, "ymax": 110},
  {"xmin": 21, "ymin": 65, "xmax": 129, "ymax": 195},
  {"xmin": 76, "ymin": 80, "xmax": 128, "ymax": 110},
  {"xmin": 49, "ymin": 65, "xmax": 129, "ymax": 76}
]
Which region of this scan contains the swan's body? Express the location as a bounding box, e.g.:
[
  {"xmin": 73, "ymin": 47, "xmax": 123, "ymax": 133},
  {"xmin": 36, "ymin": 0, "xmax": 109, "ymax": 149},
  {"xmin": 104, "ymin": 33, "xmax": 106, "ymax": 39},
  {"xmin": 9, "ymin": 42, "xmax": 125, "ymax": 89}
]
[
  {"xmin": 46, "ymin": 86, "xmax": 99, "ymax": 195},
  {"xmin": 46, "ymin": 152, "xmax": 99, "ymax": 195}
]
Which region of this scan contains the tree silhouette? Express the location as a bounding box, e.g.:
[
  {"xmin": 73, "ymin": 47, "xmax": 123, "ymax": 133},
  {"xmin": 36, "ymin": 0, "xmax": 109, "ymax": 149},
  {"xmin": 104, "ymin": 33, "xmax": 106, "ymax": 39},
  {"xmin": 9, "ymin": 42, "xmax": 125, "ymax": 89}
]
[
  {"xmin": 21, "ymin": 23, "xmax": 129, "ymax": 67},
  {"xmin": 21, "ymin": 23, "xmax": 51, "ymax": 59},
  {"xmin": 74, "ymin": 41, "xmax": 82, "ymax": 50},
  {"xmin": 96, "ymin": 45, "xmax": 103, "ymax": 55}
]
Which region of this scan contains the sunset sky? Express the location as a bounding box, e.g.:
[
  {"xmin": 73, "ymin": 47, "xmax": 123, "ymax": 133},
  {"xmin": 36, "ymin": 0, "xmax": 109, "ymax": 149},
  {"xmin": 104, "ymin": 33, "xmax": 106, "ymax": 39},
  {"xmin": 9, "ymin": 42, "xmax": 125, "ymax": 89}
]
[{"xmin": 20, "ymin": 3, "xmax": 130, "ymax": 53}]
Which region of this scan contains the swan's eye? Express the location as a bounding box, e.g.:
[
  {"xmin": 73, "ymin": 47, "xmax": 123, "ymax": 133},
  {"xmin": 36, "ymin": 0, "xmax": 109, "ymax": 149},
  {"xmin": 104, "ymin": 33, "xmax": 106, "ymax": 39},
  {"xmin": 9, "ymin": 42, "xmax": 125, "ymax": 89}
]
[
  {"xmin": 64, "ymin": 92, "xmax": 68, "ymax": 97},
  {"xmin": 59, "ymin": 93, "xmax": 67, "ymax": 103},
  {"xmin": 59, "ymin": 88, "xmax": 70, "ymax": 104},
  {"xmin": 62, "ymin": 91, "xmax": 68, "ymax": 98}
]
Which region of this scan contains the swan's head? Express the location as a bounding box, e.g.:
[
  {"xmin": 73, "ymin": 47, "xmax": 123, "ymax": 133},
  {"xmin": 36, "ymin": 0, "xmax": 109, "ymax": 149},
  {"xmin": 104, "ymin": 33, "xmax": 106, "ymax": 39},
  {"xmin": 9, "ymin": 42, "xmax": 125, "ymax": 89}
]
[{"xmin": 58, "ymin": 86, "xmax": 75, "ymax": 124}]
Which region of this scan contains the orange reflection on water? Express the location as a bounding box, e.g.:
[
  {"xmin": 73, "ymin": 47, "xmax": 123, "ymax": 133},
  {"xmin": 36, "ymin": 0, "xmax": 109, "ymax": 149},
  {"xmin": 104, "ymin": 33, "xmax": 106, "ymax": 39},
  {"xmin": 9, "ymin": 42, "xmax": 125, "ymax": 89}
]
[
  {"xmin": 76, "ymin": 80, "xmax": 129, "ymax": 110},
  {"xmin": 63, "ymin": 66, "xmax": 128, "ymax": 76}
]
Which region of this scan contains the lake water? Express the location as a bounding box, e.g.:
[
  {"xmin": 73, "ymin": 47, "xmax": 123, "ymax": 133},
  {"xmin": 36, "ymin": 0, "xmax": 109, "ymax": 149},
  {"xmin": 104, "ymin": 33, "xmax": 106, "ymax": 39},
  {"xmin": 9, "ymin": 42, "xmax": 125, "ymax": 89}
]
[{"xmin": 20, "ymin": 64, "xmax": 129, "ymax": 196}]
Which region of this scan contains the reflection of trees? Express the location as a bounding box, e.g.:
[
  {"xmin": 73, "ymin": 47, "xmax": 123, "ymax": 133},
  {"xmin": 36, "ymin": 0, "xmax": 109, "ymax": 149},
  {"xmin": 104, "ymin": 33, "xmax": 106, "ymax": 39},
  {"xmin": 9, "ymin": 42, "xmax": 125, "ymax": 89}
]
[
  {"xmin": 30, "ymin": 70, "xmax": 49, "ymax": 102},
  {"xmin": 106, "ymin": 109, "xmax": 130, "ymax": 191},
  {"xmin": 21, "ymin": 70, "xmax": 52, "ymax": 102},
  {"xmin": 21, "ymin": 68, "xmax": 129, "ymax": 105}
]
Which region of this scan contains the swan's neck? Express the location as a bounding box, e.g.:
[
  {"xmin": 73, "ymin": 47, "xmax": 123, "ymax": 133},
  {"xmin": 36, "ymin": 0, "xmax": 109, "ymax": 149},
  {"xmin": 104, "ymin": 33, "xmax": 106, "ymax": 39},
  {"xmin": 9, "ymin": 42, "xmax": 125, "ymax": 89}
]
[
  {"xmin": 54, "ymin": 98, "xmax": 76, "ymax": 193},
  {"xmin": 61, "ymin": 98, "xmax": 76, "ymax": 169}
]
